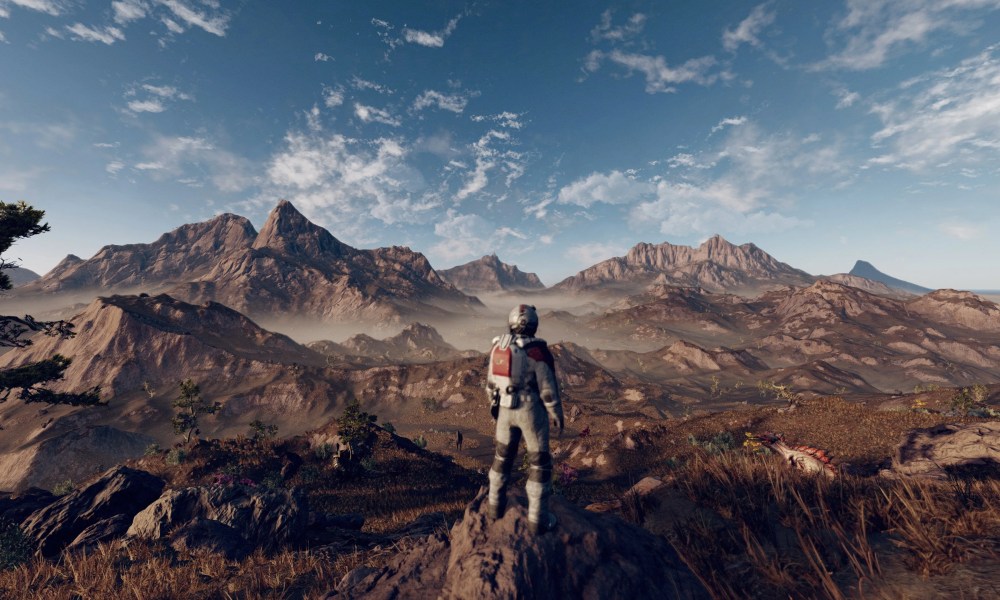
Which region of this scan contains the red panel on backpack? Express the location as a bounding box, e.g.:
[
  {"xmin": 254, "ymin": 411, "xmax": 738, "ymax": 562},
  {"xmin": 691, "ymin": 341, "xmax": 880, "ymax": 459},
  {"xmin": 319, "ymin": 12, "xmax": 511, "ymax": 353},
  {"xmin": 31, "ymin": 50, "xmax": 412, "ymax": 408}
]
[{"xmin": 492, "ymin": 346, "xmax": 512, "ymax": 377}]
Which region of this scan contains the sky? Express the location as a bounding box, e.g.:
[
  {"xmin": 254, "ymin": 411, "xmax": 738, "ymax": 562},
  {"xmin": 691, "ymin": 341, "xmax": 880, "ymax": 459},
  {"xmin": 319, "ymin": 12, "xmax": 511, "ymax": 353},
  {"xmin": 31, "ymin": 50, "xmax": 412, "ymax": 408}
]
[{"xmin": 1, "ymin": 1, "xmax": 1000, "ymax": 290}]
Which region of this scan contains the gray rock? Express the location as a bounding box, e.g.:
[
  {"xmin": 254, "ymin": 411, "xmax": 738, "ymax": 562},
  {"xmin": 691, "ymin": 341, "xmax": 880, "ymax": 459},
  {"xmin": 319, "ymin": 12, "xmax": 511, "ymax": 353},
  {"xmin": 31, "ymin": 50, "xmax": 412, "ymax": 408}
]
[
  {"xmin": 21, "ymin": 466, "xmax": 164, "ymax": 557},
  {"xmin": 329, "ymin": 486, "xmax": 708, "ymax": 599},
  {"xmin": 0, "ymin": 488, "xmax": 56, "ymax": 524},
  {"xmin": 65, "ymin": 514, "xmax": 132, "ymax": 554},
  {"xmin": 127, "ymin": 485, "xmax": 308, "ymax": 554},
  {"xmin": 169, "ymin": 517, "xmax": 249, "ymax": 560},
  {"xmin": 883, "ymin": 421, "xmax": 1000, "ymax": 480}
]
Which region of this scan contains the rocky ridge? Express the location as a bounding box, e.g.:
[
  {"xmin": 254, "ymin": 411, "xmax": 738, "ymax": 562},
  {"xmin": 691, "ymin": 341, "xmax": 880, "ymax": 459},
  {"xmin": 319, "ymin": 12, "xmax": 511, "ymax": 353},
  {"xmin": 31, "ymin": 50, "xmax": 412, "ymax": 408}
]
[{"xmin": 438, "ymin": 253, "xmax": 545, "ymax": 293}]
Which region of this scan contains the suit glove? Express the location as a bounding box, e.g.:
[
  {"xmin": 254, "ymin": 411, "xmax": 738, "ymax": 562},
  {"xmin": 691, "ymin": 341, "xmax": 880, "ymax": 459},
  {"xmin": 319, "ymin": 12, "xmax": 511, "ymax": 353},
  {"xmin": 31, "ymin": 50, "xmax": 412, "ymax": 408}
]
[{"xmin": 546, "ymin": 403, "xmax": 564, "ymax": 436}]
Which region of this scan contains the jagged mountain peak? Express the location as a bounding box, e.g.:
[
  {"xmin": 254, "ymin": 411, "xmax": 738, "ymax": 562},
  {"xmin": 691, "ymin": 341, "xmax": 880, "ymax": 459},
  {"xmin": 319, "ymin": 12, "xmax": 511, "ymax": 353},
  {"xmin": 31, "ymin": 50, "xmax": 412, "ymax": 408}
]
[{"xmin": 252, "ymin": 200, "xmax": 351, "ymax": 258}]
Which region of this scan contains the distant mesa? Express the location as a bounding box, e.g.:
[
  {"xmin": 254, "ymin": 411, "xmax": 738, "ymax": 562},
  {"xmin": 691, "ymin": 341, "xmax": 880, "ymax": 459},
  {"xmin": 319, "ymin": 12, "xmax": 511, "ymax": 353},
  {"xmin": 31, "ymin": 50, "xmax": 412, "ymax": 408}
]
[
  {"xmin": 308, "ymin": 322, "xmax": 478, "ymax": 365},
  {"xmin": 848, "ymin": 260, "xmax": 932, "ymax": 295},
  {"xmin": 553, "ymin": 234, "xmax": 813, "ymax": 295},
  {"xmin": 438, "ymin": 253, "xmax": 545, "ymax": 294}
]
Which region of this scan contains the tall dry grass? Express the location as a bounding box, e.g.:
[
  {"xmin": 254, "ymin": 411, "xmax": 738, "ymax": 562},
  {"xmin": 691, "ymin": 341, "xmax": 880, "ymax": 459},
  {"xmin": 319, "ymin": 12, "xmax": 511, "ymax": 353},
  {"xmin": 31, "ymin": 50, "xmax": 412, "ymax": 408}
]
[{"xmin": 665, "ymin": 450, "xmax": 1000, "ymax": 599}]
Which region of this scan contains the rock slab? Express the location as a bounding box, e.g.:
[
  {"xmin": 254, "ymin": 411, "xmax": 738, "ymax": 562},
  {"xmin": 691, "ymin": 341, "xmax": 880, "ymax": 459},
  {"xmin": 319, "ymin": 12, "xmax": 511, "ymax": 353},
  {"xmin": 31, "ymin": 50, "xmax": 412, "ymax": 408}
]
[{"xmin": 884, "ymin": 421, "xmax": 1000, "ymax": 480}]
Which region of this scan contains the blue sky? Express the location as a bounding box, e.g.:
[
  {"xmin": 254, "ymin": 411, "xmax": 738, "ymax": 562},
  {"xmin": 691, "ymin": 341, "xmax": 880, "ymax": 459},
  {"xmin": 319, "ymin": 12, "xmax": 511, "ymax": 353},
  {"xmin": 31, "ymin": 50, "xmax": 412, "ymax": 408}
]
[{"xmin": 2, "ymin": 1, "xmax": 1000, "ymax": 289}]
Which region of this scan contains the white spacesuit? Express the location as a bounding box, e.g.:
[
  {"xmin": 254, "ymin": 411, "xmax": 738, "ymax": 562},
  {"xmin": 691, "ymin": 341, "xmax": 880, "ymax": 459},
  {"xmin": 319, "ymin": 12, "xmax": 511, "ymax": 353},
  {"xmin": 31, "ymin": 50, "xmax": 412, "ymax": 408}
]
[{"xmin": 486, "ymin": 304, "xmax": 564, "ymax": 535}]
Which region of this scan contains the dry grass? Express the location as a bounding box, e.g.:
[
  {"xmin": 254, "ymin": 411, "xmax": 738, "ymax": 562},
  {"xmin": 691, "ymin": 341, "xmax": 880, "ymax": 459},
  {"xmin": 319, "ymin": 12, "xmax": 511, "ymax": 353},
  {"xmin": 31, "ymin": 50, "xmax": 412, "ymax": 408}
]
[{"xmin": 657, "ymin": 450, "xmax": 1000, "ymax": 599}]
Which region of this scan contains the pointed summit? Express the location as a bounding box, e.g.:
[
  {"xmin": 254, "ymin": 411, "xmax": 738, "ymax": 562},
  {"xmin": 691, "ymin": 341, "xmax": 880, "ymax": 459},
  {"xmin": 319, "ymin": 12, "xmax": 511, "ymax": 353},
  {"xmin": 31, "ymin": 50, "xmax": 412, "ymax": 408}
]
[
  {"xmin": 253, "ymin": 200, "xmax": 352, "ymax": 258},
  {"xmin": 849, "ymin": 260, "xmax": 931, "ymax": 295}
]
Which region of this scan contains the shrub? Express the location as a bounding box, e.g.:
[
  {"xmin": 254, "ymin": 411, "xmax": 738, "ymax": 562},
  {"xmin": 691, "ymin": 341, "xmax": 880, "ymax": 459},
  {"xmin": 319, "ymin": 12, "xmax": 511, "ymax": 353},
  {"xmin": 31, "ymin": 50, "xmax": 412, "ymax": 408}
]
[
  {"xmin": 382, "ymin": 422, "xmax": 396, "ymax": 434},
  {"xmin": 166, "ymin": 449, "xmax": 186, "ymax": 465},
  {"xmin": 248, "ymin": 419, "xmax": 278, "ymax": 441},
  {"xmin": 0, "ymin": 520, "xmax": 31, "ymax": 571},
  {"xmin": 314, "ymin": 443, "xmax": 335, "ymax": 461},
  {"xmin": 413, "ymin": 435, "xmax": 427, "ymax": 449},
  {"xmin": 52, "ymin": 479, "xmax": 74, "ymax": 496},
  {"xmin": 143, "ymin": 443, "xmax": 161, "ymax": 457},
  {"xmin": 420, "ymin": 398, "xmax": 440, "ymax": 413},
  {"xmin": 688, "ymin": 432, "xmax": 736, "ymax": 455}
]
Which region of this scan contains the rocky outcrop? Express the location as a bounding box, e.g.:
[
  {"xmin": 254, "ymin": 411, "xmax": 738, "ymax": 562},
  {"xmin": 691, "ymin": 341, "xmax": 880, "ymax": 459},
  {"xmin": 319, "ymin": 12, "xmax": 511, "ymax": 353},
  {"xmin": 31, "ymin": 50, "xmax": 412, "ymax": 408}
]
[
  {"xmin": 907, "ymin": 290, "xmax": 1000, "ymax": 332},
  {"xmin": 327, "ymin": 487, "xmax": 707, "ymax": 599},
  {"xmin": 553, "ymin": 235, "xmax": 812, "ymax": 293},
  {"xmin": 172, "ymin": 200, "xmax": 482, "ymax": 323},
  {"xmin": 310, "ymin": 322, "xmax": 475, "ymax": 364},
  {"xmin": 127, "ymin": 485, "xmax": 308, "ymax": 558},
  {"xmin": 882, "ymin": 422, "xmax": 1000, "ymax": 480},
  {"xmin": 21, "ymin": 466, "xmax": 164, "ymax": 557},
  {"xmin": 820, "ymin": 273, "xmax": 910, "ymax": 298},
  {"xmin": 849, "ymin": 260, "xmax": 931, "ymax": 295},
  {"xmin": 438, "ymin": 254, "xmax": 545, "ymax": 293},
  {"xmin": 19, "ymin": 213, "xmax": 257, "ymax": 294},
  {"xmin": 0, "ymin": 488, "xmax": 56, "ymax": 523}
]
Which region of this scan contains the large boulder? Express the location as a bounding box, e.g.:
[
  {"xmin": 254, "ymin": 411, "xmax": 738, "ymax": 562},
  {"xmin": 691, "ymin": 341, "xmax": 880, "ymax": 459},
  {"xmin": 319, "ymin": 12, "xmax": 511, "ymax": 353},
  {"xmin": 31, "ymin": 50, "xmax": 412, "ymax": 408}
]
[
  {"xmin": 327, "ymin": 487, "xmax": 708, "ymax": 599},
  {"xmin": 883, "ymin": 421, "xmax": 1000, "ymax": 479},
  {"xmin": 0, "ymin": 488, "xmax": 56, "ymax": 524},
  {"xmin": 127, "ymin": 485, "xmax": 308, "ymax": 556},
  {"xmin": 20, "ymin": 466, "xmax": 164, "ymax": 557}
]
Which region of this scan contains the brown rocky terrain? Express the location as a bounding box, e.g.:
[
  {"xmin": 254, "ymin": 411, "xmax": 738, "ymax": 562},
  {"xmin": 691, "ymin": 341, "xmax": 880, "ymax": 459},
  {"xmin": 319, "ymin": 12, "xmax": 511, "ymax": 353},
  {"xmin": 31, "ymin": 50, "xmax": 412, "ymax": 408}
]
[
  {"xmin": 308, "ymin": 322, "xmax": 478, "ymax": 366},
  {"xmin": 437, "ymin": 253, "xmax": 545, "ymax": 294},
  {"xmin": 8, "ymin": 200, "xmax": 482, "ymax": 327},
  {"xmin": 552, "ymin": 234, "xmax": 813, "ymax": 295}
]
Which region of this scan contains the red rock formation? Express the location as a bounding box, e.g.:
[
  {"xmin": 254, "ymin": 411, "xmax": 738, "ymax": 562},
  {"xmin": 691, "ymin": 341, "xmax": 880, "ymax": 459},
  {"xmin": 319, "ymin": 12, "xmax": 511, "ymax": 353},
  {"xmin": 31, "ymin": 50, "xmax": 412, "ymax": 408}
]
[{"xmin": 438, "ymin": 253, "xmax": 545, "ymax": 293}]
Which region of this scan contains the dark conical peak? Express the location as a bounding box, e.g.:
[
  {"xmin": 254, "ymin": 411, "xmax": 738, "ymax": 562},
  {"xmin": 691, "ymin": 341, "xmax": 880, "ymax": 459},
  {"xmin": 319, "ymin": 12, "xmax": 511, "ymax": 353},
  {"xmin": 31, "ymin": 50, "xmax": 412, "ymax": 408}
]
[
  {"xmin": 253, "ymin": 200, "xmax": 352, "ymax": 257},
  {"xmin": 849, "ymin": 260, "xmax": 931, "ymax": 294}
]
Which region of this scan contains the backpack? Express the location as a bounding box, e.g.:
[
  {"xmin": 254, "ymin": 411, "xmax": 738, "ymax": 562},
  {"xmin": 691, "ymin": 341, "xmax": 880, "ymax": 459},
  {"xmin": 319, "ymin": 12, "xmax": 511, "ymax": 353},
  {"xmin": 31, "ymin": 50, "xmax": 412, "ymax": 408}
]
[{"xmin": 490, "ymin": 334, "xmax": 528, "ymax": 408}]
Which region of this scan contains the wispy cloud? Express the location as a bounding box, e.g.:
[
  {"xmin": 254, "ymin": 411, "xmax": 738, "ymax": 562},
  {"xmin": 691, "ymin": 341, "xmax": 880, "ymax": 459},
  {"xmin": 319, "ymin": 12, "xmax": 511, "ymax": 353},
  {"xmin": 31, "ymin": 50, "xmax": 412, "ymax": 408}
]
[
  {"xmin": 590, "ymin": 10, "xmax": 646, "ymax": 42},
  {"xmin": 556, "ymin": 170, "xmax": 652, "ymax": 208},
  {"xmin": 0, "ymin": 167, "xmax": 43, "ymax": 191},
  {"xmin": 710, "ymin": 115, "xmax": 747, "ymax": 135},
  {"xmin": 65, "ymin": 23, "xmax": 126, "ymax": 44},
  {"xmin": 412, "ymin": 89, "xmax": 469, "ymax": 113},
  {"xmin": 868, "ymin": 45, "xmax": 1000, "ymax": 171},
  {"xmin": 834, "ymin": 87, "xmax": 861, "ymax": 109},
  {"xmin": 322, "ymin": 85, "xmax": 344, "ymax": 108},
  {"xmin": 402, "ymin": 15, "xmax": 460, "ymax": 48},
  {"xmin": 722, "ymin": 3, "xmax": 776, "ymax": 52},
  {"xmin": 158, "ymin": 0, "xmax": 229, "ymax": 36},
  {"xmin": 455, "ymin": 122, "xmax": 526, "ymax": 201},
  {"xmin": 817, "ymin": 0, "xmax": 1000, "ymax": 70},
  {"xmin": 125, "ymin": 81, "xmax": 193, "ymax": 114},
  {"xmin": 564, "ymin": 242, "xmax": 627, "ymax": 267},
  {"xmin": 135, "ymin": 134, "xmax": 252, "ymax": 192},
  {"xmin": 314, "ymin": 52, "xmax": 333, "ymax": 62},
  {"xmin": 354, "ymin": 103, "xmax": 401, "ymax": 127},
  {"xmin": 351, "ymin": 76, "xmax": 393, "ymax": 95},
  {"xmin": 941, "ymin": 222, "xmax": 982, "ymax": 240},
  {"xmin": 112, "ymin": 0, "xmax": 146, "ymax": 25},
  {"xmin": 585, "ymin": 49, "xmax": 722, "ymax": 93},
  {"xmin": 4, "ymin": 0, "xmax": 66, "ymax": 17}
]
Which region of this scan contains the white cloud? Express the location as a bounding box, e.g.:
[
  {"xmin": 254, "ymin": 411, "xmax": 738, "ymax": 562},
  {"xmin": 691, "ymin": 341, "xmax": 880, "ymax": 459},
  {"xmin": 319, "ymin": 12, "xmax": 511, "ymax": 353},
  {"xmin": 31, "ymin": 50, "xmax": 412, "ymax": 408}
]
[
  {"xmin": 587, "ymin": 49, "xmax": 721, "ymax": 93},
  {"xmin": 5, "ymin": 0, "xmax": 65, "ymax": 16},
  {"xmin": 431, "ymin": 210, "xmax": 493, "ymax": 260},
  {"xmin": 354, "ymin": 103, "xmax": 401, "ymax": 127},
  {"xmin": 322, "ymin": 85, "xmax": 344, "ymax": 108},
  {"xmin": 941, "ymin": 223, "xmax": 982, "ymax": 240},
  {"xmin": 834, "ymin": 87, "xmax": 861, "ymax": 108},
  {"xmin": 722, "ymin": 3, "xmax": 776, "ymax": 52},
  {"xmin": 0, "ymin": 31, "xmax": 6, "ymax": 44},
  {"xmin": 590, "ymin": 10, "xmax": 646, "ymax": 42},
  {"xmin": 314, "ymin": 52, "xmax": 333, "ymax": 62},
  {"xmin": 402, "ymin": 15, "xmax": 460, "ymax": 48},
  {"xmin": 564, "ymin": 242, "xmax": 627, "ymax": 267},
  {"xmin": 158, "ymin": 0, "xmax": 229, "ymax": 36},
  {"xmin": 868, "ymin": 45, "xmax": 1000, "ymax": 170},
  {"xmin": 710, "ymin": 116, "xmax": 748, "ymax": 135},
  {"xmin": 413, "ymin": 89, "xmax": 468, "ymax": 113},
  {"xmin": 0, "ymin": 6, "xmax": 8, "ymax": 17},
  {"xmin": 556, "ymin": 170, "xmax": 653, "ymax": 208},
  {"xmin": 351, "ymin": 76, "xmax": 393, "ymax": 94},
  {"xmin": 141, "ymin": 83, "xmax": 191, "ymax": 100},
  {"xmin": 264, "ymin": 129, "xmax": 434, "ymax": 232},
  {"xmin": 65, "ymin": 23, "xmax": 126, "ymax": 44},
  {"xmin": 454, "ymin": 126, "xmax": 526, "ymax": 202},
  {"xmin": 112, "ymin": 0, "xmax": 146, "ymax": 24},
  {"xmin": 106, "ymin": 160, "xmax": 125, "ymax": 175},
  {"xmin": 136, "ymin": 134, "xmax": 252, "ymax": 192},
  {"xmin": 632, "ymin": 121, "xmax": 843, "ymax": 237},
  {"xmin": 818, "ymin": 0, "xmax": 1000, "ymax": 70},
  {"xmin": 127, "ymin": 98, "xmax": 165, "ymax": 113},
  {"xmin": 0, "ymin": 168, "xmax": 42, "ymax": 191},
  {"xmin": 470, "ymin": 111, "xmax": 524, "ymax": 129}
]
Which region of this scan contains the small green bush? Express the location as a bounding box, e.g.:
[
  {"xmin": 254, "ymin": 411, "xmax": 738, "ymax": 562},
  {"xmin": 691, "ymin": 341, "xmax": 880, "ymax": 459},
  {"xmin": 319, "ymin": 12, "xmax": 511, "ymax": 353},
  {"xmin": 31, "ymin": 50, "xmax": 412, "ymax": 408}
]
[
  {"xmin": 314, "ymin": 443, "xmax": 335, "ymax": 461},
  {"xmin": 0, "ymin": 520, "xmax": 32, "ymax": 571},
  {"xmin": 52, "ymin": 479, "xmax": 74, "ymax": 496},
  {"xmin": 166, "ymin": 448, "xmax": 186, "ymax": 465},
  {"xmin": 382, "ymin": 422, "xmax": 396, "ymax": 434},
  {"xmin": 143, "ymin": 443, "xmax": 161, "ymax": 457},
  {"xmin": 413, "ymin": 435, "xmax": 427, "ymax": 449}
]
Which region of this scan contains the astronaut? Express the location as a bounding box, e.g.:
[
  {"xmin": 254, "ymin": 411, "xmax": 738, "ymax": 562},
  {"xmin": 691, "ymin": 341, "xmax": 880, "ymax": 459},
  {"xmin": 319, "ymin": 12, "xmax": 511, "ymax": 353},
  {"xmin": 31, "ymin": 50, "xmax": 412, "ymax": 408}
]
[{"xmin": 486, "ymin": 304, "xmax": 564, "ymax": 535}]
